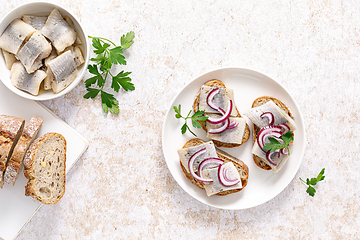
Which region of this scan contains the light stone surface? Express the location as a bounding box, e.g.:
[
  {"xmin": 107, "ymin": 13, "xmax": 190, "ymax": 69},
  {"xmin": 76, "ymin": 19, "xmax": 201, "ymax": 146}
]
[{"xmin": 1, "ymin": 0, "xmax": 359, "ymax": 239}]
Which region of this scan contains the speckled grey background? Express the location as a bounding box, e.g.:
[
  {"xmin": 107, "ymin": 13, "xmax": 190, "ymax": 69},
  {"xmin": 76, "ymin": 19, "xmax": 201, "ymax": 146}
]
[{"xmin": 1, "ymin": 0, "xmax": 359, "ymax": 239}]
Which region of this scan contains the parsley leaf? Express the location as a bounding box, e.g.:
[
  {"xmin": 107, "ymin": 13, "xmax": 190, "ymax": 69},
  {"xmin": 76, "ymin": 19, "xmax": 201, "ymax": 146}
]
[
  {"xmin": 263, "ymin": 131, "xmax": 294, "ymax": 154},
  {"xmin": 121, "ymin": 31, "xmax": 135, "ymax": 49},
  {"xmin": 84, "ymin": 32, "xmax": 135, "ymax": 114},
  {"xmin": 111, "ymin": 71, "xmax": 134, "ymax": 92},
  {"xmin": 85, "ymin": 64, "xmax": 105, "ymax": 88},
  {"xmin": 300, "ymin": 168, "xmax": 325, "ymax": 197},
  {"xmin": 306, "ymin": 186, "xmax": 316, "ymax": 197},
  {"xmin": 173, "ymin": 104, "xmax": 208, "ymax": 136},
  {"xmin": 83, "ymin": 88, "xmax": 100, "ymax": 99},
  {"xmin": 101, "ymin": 91, "xmax": 119, "ymax": 114}
]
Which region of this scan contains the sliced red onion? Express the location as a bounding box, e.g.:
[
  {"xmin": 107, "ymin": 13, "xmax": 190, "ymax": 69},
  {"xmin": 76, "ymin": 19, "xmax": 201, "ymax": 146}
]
[
  {"xmin": 257, "ymin": 125, "xmax": 283, "ymax": 151},
  {"xmin": 218, "ymin": 164, "xmax": 240, "ymax": 187},
  {"xmin": 208, "ymin": 119, "xmax": 230, "ymax": 134},
  {"xmin": 206, "ymin": 88, "xmax": 220, "ymax": 111},
  {"xmin": 261, "ymin": 112, "xmax": 274, "ymax": 125},
  {"xmin": 188, "ymin": 148, "xmax": 213, "ymax": 182},
  {"xmin": 206, "ymin": 100, "xmax": 233, "ymax": 124},
  {"xmin": 198, "ymin": 158, "xmax": 224, "ymax": 178},
  {"xmin": 227, "ymin": 121, "xmax": 239, "ymax": 130},
  {"xmin": 279, "ymin": 123, "xmax": 290, "ymax": 132},
  {"xmin": 280, "ymin": 147, "xmax": 289, "ymax": 155},
  {"xmin": 218, "ymin": 107, "xmax": 225, "ymax": 115},
  {"xmin": 266, "ymin": 151, "xmax": 278, "ymax": 166}
]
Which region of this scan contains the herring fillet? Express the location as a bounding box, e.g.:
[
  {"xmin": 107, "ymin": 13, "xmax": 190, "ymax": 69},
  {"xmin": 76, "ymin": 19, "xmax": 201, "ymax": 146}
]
[
  {"xmin": 11, "ymin": 61, "xmax": 46, "ymax": 95},
  {"xmin": 1, "ymin": 49, "xmax": 16, "ymax": 70},
  {"xmin": 73, "ymin": 46, "xmax": 84, "ymax": 66},
  {"xmin": 206, "ymin": 116, "xmax": 246, "ymax": 144},
  {"xmin": 64, "ymin": 15, "xmax": 82, "ymax": 45},
  {"xmin": 177, "ymin": 141, "xmax": 218, "ymax": 173},
  {"xmin": 202, "ymin": 162, "xmax": 242, "ymax": 196},
  {"xmin": 198, "ymin": 86, "xmax": 238, "ymax": 117},
  {"xmin": 0, "ymin": 19, "xmax": 36, "ymax": 54},
  {"xmin": 41, "ymin": 8, "xmax": 76, "ymax": 53},
  {"xmin": 43, "ymin": 48, "xmax": 58, "ymax": 90},
  {"xmin": 22, "ymin": 15, "xmax": 47, "ymax": 31},
  {"xmin": 243, "ymin": 100, "xmax": 297, "ymax": 131},
  {"xmin": 16, "ymin": 31, "xmax": 52, "ymax": 73},
  {"xmin": 47, "ymin": 50, "xmax": 78, "ymax": 93}
]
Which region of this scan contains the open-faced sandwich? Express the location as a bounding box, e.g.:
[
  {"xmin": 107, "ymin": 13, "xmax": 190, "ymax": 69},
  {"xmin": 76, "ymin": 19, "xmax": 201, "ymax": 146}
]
[
  {"xmin": 193, "ymin": 79, "xmax": 250, "ymax": 148},
  {"xmin": 243, "ymin": 96, "xmax": 297, "ymax": 173},
  {"xmin": 177, "ymin": 138, "xmax": 248, "ymax": 196}
]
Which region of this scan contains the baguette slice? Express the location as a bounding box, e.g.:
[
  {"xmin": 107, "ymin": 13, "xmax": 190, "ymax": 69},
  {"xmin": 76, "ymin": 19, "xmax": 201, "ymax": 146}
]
[
  {"xmin": 24, "ymin": 133, "xmax": 66, "ymax": 204},
  {"xmin": 251, "ymin": 96, "xmax": 293, "ymax": 170},
  {"xmin": 180, "ymin": 138, "xmax": 249, "ymax": 196},
  {"xmin": 4, "ymin": 116, "xmax": 43, "ymax": 186},
  {"xmin": 193, "ymin": 79, "xmax": 250, "ymax": 148},
  {"xmin": 0, "ymin": 115, "xmax": 25, "ymax": 188}
]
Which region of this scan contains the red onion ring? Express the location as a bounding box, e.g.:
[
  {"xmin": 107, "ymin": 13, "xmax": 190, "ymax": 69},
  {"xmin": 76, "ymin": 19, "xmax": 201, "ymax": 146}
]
[
  {"xmin": 279, "ymin": 123, "xmax": 290, "ymax": 132},
  {"xmin": 198, "ymin": 158, "xmax": 224, "ymax": 178},
  {"xmin": 208, "ymin": 119, "xmax": 230, "ymax": 134},
  {"xmin": 280, "ymin": 147, "xmax": 289, "ymax": 155},
  {"xmin": 227, "ymin": 121, "xmax": 239, "ymax": 130},
  {"xmin": 206, "ymin": 100, "xmax": 233, "ymax": 124},
  {"xmin": 266, "ymin": 151, "xmax": 278, "ymax": 166},
  {"xmin": 206, "ymin": 88, "xmax": 220, "ymax": 111},
  {"xmin": 218, "ymin": 164, "xmax": 240, "ymax": 187},
  {"xmin": 257, "ymin": 125, "xmax": 283, "ymax": 151},
  {"xmin": 261, "ymin": 112, "xmax": 274, "ymax": 125},
  {"xmin": 188, "ymin": 148, "xmax": 213, "ymax": 182}
]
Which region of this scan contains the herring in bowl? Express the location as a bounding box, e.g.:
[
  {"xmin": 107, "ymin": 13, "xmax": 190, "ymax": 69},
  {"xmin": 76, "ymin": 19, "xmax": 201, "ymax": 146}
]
[{"xmin": 0, "ymin": 2, "xmax": 89, "ymax": 101}]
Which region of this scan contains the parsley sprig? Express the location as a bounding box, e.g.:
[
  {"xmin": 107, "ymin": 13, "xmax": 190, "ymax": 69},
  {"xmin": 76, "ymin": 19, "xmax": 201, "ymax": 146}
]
[
  {"xmin": 263, "ymin": 131, "xmax": 294, "ymax": 154},
  {"xmin": 84, "ymin": 32, "xmax": 135, "ymax": 114},
  {"xmin": 300, "ymin": 168, "xmax": 325, "ymax": 197},
  {"xmin": 174, "ymin": 104, "xmax": 208, "ymax": 136}
]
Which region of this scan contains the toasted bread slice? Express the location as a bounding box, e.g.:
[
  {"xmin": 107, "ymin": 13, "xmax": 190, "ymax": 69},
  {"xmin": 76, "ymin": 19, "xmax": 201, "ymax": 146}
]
[
  {"xmin": 180, "ymin": 138, "xmax": 249, "ymax": 196},
  {"xmin": 251, "ymin": 96, "xmax": 293, "ymax": 170},
  {"xmin": 193, "ymin": 79, "xmax": 250, "ymax": 148}
]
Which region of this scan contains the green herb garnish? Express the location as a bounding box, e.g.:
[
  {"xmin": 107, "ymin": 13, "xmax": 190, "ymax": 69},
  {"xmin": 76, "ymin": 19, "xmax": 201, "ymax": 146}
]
[
  {"xmin": 84, "ymin": 32, "xmax": 135, "ymax": 114},
  {"xmin": 300, "ymin": 168, "xmax": 325, "ymax": 197},
  {"xmin": 173, "ymin": 104, "xmax": 208, "ymax": 136},
  {"xmin": 263, "ymin": 131, "xmax": 294, "ymax": 154}
]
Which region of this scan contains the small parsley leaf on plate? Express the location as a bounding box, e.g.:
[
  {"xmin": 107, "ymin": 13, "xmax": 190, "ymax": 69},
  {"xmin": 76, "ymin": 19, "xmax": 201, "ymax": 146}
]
[{"xmin": 173, "ymin": 104, "xmax": 208, "ymax": 136}]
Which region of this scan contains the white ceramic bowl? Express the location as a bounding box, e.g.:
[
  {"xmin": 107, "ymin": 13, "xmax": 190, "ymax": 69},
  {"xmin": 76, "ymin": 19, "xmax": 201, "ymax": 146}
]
[{"xmin": 0, "ymin": 2, "xmax": 89, "ymax": 101}]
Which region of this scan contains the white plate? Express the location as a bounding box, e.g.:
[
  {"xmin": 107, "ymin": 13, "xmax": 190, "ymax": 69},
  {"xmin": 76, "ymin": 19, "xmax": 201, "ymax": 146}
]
[
  {"xmin": 0, "ymin": 81, "xmax": 88, "ymax": 240},
  {"xmin": 162, "ymin": 68, "xmax": 305, "ymax": 210}
]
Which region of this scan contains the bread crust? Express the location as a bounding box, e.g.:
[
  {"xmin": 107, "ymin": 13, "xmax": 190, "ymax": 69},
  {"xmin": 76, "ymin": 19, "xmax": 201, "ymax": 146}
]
[
  {"xmin": 180, "ymin": 138, "xmax": 249, "ymax": 196},
  {"xmin": 193, "ymin": 79, "xmax": 250, "ymax": 148},
  {"xmin": 251, "ymin": 96, "xmax": 293, "ymax": 170}
]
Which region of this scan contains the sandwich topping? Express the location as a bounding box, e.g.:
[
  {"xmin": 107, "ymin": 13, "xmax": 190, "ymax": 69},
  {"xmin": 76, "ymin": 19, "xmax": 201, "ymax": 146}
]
[
  {"xmin": 199, "ymin": 86, "xmax": 247, "ymax": 144},
  {"xmin": 244, "ymin": 100, "xmax": 297, "ymax": 131},
  {"xmin": 244, "ymin": 100, "xmax": 297, "ymax": 173},
  {"xmin": 177, "ymin": 141, "xmax": 242, "ymax": 196}
]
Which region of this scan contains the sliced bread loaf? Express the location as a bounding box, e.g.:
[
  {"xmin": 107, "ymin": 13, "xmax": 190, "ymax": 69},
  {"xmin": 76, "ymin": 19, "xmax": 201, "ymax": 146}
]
[
  {"xmin": 4, "ymin": 116, "xmax": 43, "ymax": 186},
  {"xmin": 23, "ymin": 132, "xmax": 66, "ymax": 204},
  {"xmin": 0, "ymin": 115, "xmax": 25, "ymax": 188}
]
